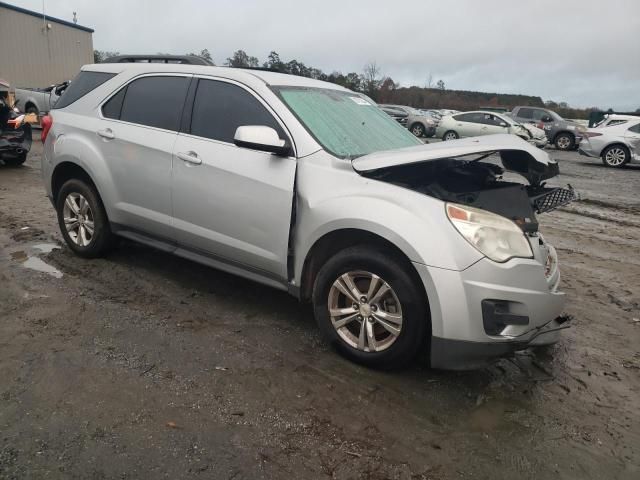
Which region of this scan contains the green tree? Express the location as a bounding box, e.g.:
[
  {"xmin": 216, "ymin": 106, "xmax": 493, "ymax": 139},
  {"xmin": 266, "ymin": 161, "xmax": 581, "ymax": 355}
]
[
  {"xmin": 93, "ymin": 50, "xmax": 119, "ymax": 63},
  {"xmin": 225, "ymin": 50, "xmax": 259, "ymax": 68}
]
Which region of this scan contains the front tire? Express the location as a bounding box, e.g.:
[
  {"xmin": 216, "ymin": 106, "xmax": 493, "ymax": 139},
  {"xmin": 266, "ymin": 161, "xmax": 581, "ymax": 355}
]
[
  {"xmin": 312, "ymin": 246, "xmax": 429, "ymax": 369},
  {"xmin": 601, "ymin": 145, "xmax": 629, "ymax": 168},
  {"xmin": 56, "ymin": 179, "xmax": 114, "ymax": 258},
  {"xmin": 443, "ymin": 130, "xmax": 459, "ymax": 141},
  {"xmin": 554, "ymin": 132, "xmax": 574, "ymax": 150}
]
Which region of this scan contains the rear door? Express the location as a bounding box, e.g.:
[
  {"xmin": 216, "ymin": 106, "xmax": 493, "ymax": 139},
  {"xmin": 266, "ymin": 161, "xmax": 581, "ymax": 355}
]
[
  {"xmin": 98, "ymin": 74, "xmax": 191, "ymax": 239},
  {"xmin": 452, "ymin": 113, "xmax": 484, "ymax": 137},
  {"xmin": 171, "ymin": 77, "xmax": 296, "ymax": 280}
]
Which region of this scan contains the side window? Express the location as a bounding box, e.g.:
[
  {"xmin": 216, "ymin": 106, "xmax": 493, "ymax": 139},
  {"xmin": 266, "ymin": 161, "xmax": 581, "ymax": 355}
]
[
  {"xmin": 102, "ymin": 86, "xmax": 127, "ymax": 119},
  {"xmin": 453, "ymin": 113, "xmax": 477, "ymax": 122},
  {"xmin": 118, "ymin": 76, "xmax": 190, "ymax": 131},
  {"xmin": 517, "ymin": 108, "xmax": 534, "ymax": 119},
  {"xmin": 607, "ymin": 119, "xmax": 627, "ymax": 127},
  {"xmin": 628, "ymin": 123, "xmax": 640, "ymax": 134},
  {"xmin": 190, "ymin": 79, "xmax": 285, "ymax": 143}
]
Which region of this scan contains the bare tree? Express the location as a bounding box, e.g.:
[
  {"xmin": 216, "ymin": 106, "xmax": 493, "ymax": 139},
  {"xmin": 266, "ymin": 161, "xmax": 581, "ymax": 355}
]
[
  {"xmin": 425, "ymin": 73, "xmax": 434, "ymax": 89},
  {"xmin": 436, "ymin": 79, "xmax": 445, "ymax": 91},
  {"xmin": 362, "ymin": 61, "xmax": 383, "ymax": 98}
]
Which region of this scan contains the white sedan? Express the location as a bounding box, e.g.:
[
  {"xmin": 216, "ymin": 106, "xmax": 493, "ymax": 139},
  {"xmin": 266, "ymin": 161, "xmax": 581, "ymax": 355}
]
[{"xmin": 436, "ymin": 111, "xmax": 547, "ymax": 147}]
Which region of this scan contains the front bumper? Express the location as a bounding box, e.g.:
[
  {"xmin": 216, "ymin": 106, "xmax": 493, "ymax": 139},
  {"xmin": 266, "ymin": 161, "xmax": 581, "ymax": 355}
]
[{"xmin": 413, "ymin": 237, "xmax": 567, "ymax": 370}]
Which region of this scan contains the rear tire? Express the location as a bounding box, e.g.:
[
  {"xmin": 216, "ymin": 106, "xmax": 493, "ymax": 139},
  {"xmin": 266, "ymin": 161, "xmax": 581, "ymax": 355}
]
[
  {"xmin": 56, "ymin": 179, "xmax": 114, "ymax": 258},
  {"xmin": 443, "ymin": 130, "xmax": 459, "ymax": 141},
  {"xmin": 410, "ymin": 123, "xmax": 425, "ymax": 137},
  {"xmin": 601, "ymin": 144, "xmax": 629, "ymax": 168},
  {"xmin": 312, "ymin": 245, "xmax": 429, "ymax": 369},
  {"xmin": 554, "ymin": 132, "xmax": 574, "ymax": 150}
]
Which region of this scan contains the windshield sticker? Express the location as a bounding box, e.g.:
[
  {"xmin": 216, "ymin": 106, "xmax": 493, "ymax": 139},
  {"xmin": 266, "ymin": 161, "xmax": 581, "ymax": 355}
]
[{"xmin": 349, "ymin": 96, "xmax": 371, "ymax": 106}]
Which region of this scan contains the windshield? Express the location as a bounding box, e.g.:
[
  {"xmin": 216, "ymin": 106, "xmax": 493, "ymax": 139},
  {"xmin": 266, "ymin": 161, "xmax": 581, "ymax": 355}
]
[{"xmin": 274, "ymin": 87, "xmax": 422, "ymax": 158}]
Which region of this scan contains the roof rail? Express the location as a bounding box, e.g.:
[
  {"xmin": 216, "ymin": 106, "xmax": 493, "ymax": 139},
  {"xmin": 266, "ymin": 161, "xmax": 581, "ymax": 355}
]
[{"xmin": 103, "ymin": 55, "xmax": 214, "ymax": 66}]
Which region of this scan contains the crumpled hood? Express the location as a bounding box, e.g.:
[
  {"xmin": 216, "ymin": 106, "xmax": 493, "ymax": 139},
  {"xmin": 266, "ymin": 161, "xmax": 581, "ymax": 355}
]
[{"xmin": 352, "ymin": 134, "xmax": 559, "ymax": 185}]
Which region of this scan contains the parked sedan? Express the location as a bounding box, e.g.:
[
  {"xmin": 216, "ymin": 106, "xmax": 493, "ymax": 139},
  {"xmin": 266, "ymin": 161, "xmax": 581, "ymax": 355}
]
[
  {"xmin": 436, "ymin": 111, "xmax": 547, "ymax": 147},
  {"xmin": 379, "ymin": 104, "xmax": 437, "ymax": 138},
  {"xmin": 579, "ymin": 119, "xmax": 640, "ymax": 168}
]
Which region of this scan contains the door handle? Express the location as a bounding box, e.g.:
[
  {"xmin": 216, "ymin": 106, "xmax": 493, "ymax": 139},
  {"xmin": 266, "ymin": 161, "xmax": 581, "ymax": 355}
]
[
  {"xmin": 177, "ymin": 151, "xmax": 202, "ymax": 165},
  {"xmin": 97, "ymin": 128, "xmax": 115, "ymax": 140}
]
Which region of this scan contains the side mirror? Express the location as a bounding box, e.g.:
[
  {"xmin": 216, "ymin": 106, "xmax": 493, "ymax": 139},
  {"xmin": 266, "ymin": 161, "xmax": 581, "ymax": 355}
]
[
  {"xmin": 542, "ymin": 115, "xmax": 552, "ymax": 122},
  {"xmin": 499, "ymin": 121, "xmax": 508, "ymax": 127},
  {"xmin": 234, "ymin": 126, "xmax": 291, "ymax": 156}
]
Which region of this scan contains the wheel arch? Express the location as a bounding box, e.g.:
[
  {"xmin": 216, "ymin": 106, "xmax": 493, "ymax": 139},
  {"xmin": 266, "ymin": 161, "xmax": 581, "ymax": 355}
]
[
  {"xmin": 24, "ymin": 101, "xmax": 38, "ymax": 113},
  {"xmin": 552, "ymin": 130, "xmax": 575, "ymax": 143},
  {"xmin": 298, "ymin": 228, "xmax": 427, "ymax": 305},
  {"xmin": 51, "ymin": 161, "xmax": 101, "ymax": 204}
]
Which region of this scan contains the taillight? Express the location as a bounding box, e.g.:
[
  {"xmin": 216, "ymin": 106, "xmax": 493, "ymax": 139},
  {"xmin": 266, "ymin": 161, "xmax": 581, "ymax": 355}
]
[{"xmin": 41, "ymin": 114, "xmax": 53, "ymax": 142}]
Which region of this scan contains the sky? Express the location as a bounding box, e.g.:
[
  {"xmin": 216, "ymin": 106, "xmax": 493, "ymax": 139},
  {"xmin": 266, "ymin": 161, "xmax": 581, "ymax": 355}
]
[{"xmin": 11, "ymin": 0, "xmax": 640, "ymax": 110}]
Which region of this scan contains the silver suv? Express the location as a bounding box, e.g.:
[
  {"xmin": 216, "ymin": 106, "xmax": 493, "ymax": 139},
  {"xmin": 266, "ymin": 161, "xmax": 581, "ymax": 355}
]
[{"xmin": 41, "ymin": 63, "xmax": 572, "ymax": 369}]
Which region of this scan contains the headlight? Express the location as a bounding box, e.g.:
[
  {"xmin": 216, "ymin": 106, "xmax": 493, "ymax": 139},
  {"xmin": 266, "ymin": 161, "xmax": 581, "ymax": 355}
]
[{"xmin": 446, "ymin": 203, "xmax": 533, "ymax": 262}]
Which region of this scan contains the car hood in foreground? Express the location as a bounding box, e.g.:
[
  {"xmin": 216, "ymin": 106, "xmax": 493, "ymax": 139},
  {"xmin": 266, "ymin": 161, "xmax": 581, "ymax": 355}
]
[{"xmin": 352, "ymin": 134, "xmax": 558, "ymax": 185}]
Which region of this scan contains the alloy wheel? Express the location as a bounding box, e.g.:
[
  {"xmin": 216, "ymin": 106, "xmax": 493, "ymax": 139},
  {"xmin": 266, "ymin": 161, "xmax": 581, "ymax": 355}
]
[
  {"xmin": 327, "ymin": 270, "xmax": 403, "ymax": 353},
  {"xmin": 411, "ymin": 124, "xmax": 424, "ymax": 137},
  {"xmin": 444, "ymin": 132, "xmax": 457, "ymax": 141},
  {"xmin": 604, "ymin": 147, "xmax": 626, "ymax": 166},
  {"xmin": 62, "ymin": 193, "xmax": 95, "ymax": 246}
]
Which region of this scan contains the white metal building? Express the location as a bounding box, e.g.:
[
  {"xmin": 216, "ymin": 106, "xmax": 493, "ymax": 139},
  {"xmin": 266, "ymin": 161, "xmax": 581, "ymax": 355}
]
[{"xmin": 0, "ymin": 1, "xmax": 94, "ymax": 88}]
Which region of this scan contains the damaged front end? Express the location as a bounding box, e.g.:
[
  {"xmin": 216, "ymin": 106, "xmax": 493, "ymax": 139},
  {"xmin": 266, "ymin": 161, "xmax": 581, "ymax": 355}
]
[{"xmin": 352, "ymin": 134, "xmax": 575, "ymax": 234}]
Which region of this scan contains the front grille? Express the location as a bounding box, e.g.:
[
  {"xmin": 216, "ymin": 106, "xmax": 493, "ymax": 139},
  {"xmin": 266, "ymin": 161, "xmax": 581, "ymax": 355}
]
[{"xmin": 531, "ymin": 185, "xmax": 577, "ymax": 214}]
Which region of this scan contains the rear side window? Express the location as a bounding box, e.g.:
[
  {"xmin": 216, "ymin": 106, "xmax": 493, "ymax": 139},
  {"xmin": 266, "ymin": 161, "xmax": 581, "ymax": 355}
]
[
  {"xmin": 118, "ymin": 76, "xmax": 190, "ymax": 131},
  {"xmin": 53, "ymin": 71, "xmax": 116, "ymax": 109},
  {"xmin": 190, "ymin": 79, "xmax": 285, "ymax": 143},
  {"xmin": 517, "ymin": 108, "xmax": 534, "ymax": 119},
  {"xmin": 629, "ymin": 123, "xmax": 640, "ymax": 133},
  {"xmin": 454, "ymin": 112, "xmax": 483, "ymax": 123}
]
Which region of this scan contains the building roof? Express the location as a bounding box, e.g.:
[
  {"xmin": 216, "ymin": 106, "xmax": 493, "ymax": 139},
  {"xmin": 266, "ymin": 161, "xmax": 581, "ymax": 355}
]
[{"xmin": 0, "ymin": 1, "xmax": 94, "ymax": 33}]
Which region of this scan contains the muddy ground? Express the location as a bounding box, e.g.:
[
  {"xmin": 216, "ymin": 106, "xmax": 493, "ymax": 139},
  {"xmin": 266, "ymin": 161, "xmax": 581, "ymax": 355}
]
[{"xmin": 0, "ymin": 140, "xmax": 638, "ymax": 479}]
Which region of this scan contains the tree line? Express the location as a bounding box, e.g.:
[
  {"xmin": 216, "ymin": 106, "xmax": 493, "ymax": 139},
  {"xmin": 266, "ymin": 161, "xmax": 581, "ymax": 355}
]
[{"xmin": 93, "ymin": 49, "xmax": 611, "ymax": 119}]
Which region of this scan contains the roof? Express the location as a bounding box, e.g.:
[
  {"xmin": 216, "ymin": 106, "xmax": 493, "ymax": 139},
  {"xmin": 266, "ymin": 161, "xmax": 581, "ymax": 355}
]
[
  {"xmin": 0, "ymin": 1, "xmax": 94, "ymax": 33},
  {"xmin": 82, "ymin": 63, "xmax": 350, "ymax": 90}
]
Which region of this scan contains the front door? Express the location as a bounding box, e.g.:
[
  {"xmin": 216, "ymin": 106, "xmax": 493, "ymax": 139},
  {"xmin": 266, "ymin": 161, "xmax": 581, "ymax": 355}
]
[{"xmin": 171, "ymin": 78, "xmax": 296, "ymax": 280}]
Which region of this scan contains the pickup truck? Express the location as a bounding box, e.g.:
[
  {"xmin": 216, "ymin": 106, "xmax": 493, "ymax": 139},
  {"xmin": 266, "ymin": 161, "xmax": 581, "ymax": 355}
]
[
  {"xmin": 510, "ymin": 106, "xmax": 586, "ymax": 151},
  {"xmin": 14, "ymin": 85, "xmax": 62, "ymax": 116}
]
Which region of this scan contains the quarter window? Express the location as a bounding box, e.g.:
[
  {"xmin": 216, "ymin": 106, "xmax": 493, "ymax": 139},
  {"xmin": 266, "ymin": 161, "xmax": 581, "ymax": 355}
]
[
  {"xmin": 190, "ymin": 79, "xmax": 285, "ymax": 143},
  {"xmin": 628, "ymin": 123, "xmax": 640, "ymax": 134},
  {"xmin": 53, "ymin": 71, "xmax": 116, "ymax": 109},
  {"xmin": 116, "ymin": 76, "xmax": 190, "ymax": 131}
]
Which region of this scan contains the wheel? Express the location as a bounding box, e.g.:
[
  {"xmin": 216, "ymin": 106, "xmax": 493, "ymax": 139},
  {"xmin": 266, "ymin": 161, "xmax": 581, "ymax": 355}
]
[
  {"xmin": 443, "ymin": 130, "xmax": 459, "ymax": 141},
  {"xmin": 56, "ymin": 178, "xmax": 114, "ymax": 258},
  {"xmin": 312, "ymin": 246, "xmax": 429, "ymax": 369},
  {"xmin": 1, "ymin": 152, "xmax": 27, "ymax": 166},
  {"xmin": 554, "ymin": 132, "xmax": 574, "ymax": 150},
  {"xmin": 601, "ymin": 145, "xmax": 629, "ymax": 168},
  {"xmin": 410, "ymin": 123, "xmax": 425, "ymax": 137}
]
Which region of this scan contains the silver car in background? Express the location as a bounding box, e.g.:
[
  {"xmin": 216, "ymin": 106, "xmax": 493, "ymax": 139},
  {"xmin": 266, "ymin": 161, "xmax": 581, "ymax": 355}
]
[
  {"xmin": 379, "ymin": 104, "xmax": 437, "ymax": 138},
  {"xmin": 41, "ymin": 63, "xmax": 572, "ymax": 370},
  {"xmin": 437, "ymin": 111, "xmax": 547, "ymax": 147},
  {"xmin": 579, "ymin": 118, "xmax": 640, "ymax": 167}
]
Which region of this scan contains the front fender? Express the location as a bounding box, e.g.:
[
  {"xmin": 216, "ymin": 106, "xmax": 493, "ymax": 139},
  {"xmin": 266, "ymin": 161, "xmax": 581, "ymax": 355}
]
[{"xmin": 292, "ymin": 152, "xmax": 483, "ymax": 285}]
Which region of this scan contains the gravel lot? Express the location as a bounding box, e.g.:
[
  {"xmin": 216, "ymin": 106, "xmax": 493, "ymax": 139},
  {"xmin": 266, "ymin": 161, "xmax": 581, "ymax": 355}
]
[{"xmin": 1, "ymin": 140, "xmax": 638, "ymax": 479}]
